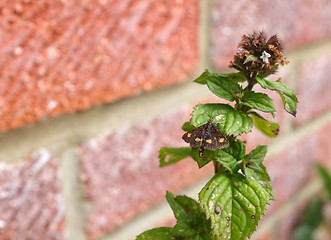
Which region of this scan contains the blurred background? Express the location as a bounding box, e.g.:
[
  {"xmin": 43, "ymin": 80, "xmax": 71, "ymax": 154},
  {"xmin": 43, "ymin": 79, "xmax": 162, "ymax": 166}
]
[{"xmin": 1, "ymin": 0, "xmax": 331, "ymax": 239}]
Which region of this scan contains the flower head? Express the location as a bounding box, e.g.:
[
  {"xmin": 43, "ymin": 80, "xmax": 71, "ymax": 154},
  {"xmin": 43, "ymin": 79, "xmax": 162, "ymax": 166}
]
[{"xmin": 229, "ymin": 31, "xmax": 289, "ymax": 76}]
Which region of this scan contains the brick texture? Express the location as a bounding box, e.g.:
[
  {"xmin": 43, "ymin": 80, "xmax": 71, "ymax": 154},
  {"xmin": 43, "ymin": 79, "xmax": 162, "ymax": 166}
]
[
  {"xmin": 266, "ymin": 123, "xmax": 331, "ymax": 212},
  {"xmin": 0, "ymin": 0, "xmax": 199, "ymax": 132},
  {"xmin": 80, "ymin": 108, "xmax": 213, "ymax": 239},
  {"xmin": 0, "ymin": 149, "xmax": 64, "ymax": 240},
  {"xmin": 295, "ymin": 53, "xmax": 331, "ymax": 125},
  {"xmin": 211, "ymin": 0, "xmax": 331, "ymax": 68}
]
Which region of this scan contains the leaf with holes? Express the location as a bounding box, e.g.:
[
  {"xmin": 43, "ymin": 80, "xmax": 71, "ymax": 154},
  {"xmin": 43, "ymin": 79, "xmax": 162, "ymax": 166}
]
[
  {"xmin": 159, "ymin": 147, "xmax": 192, "ymax": 167},
  {"xmin": 190, "ymin": 103, "xmax": 233, "ymax": 132},
  {"xmin": 244, "ymin": 162, "xmax": 275, "ymax": 200},
  {"xmin": 243, "ymin": 146, "xmax": 274, "ymax": 200},
  {"xmin": 199, "ymin": 172, "xmax": 270, "ymax": 239},
  {"xmin": 190, "ymin": 104, "xmax": 253, "ymax": 136}
]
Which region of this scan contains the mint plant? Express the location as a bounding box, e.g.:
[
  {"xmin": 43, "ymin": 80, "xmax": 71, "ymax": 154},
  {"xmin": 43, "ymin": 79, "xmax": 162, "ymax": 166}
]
[{"xmin": 137, "ymin": 32, "xmax": 298, "ymax": 240}]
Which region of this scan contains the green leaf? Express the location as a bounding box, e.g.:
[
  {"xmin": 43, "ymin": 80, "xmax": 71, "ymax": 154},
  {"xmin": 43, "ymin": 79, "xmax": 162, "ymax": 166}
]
[
  {"xmin": 243, "ymin": 160, "xmax": 274, "ymax": 200},
  {"xmin": 166, "ymin": 192, "xmax": 213, "ymax": 238},
  {"xmin": 194, "ymin": 69, "xmax": 222, "ymax": 85},
  {"xmin": 194, "ymin": 70, "xmax": 245, "ymax": 101},
  {"xmin": 207, "ymin": 76, "xmax": 242, "ymax": 102},
  {"xmin": 159, "ymin": 147, "xmax": 192, "ymax": 167},
  {"xmin": 194, "ymin": 70, "xmax": 247, "ymax": 85},
  {"xmin": 215, "ymin": 150, "xmax": 239, "ymax": 174},
  {"xmin": 301, "ymin": 197, "xmax": 323, "ymax": 230},
  {"xmin": 293, "ymin": 197, "xmax": 323, "ymax": 240},
  {"xmin": 241, "ymin": 91, "xmax": 275, "ymax": 114},
  {"xmin": 190, "ymin": 104, "xmax": 253, "ymax": 136},
  {"xmin": 136, "ymin": 227, "xmax": 174, "ymax": 240},
  {"xmin": 181, "ymin": 121, "xmax": 196, "ymax": 131},
  {"xmin": 226, "ymin": 72, "xmax": 247, "ymax": 82},
  {"xmin": 223, "ymin": 137, "xmax": 246, "ymax": 161},
  {"xmin": 190, "ymin": 148, "xmax": 215, "ymax": 168},
  {"xmin": 293, "ymin": 225, "xmax": 314, "ymax": 240},
  {"xmin": 256, "ymin": 77, "xmax": 298, "ymax": 116},
  {"xmin": 315, "ymin": 163, "xmax": 331, "ymax": 199},
  {"xmin": 190, "ymin": 103, "xmax": 233, "ymax": 131},
  {"xmin": 250, "ymin": 112, "xmax": 280, "ymax": 138},
  {"xmin": 199, "ymin": 172, "xmax": 270, "ymax": 239},
  {"xmin": 214, "ymin": 138, "xmax": 245, "ymax": 174},
  {"xmin": 245, "ymin": 145, "xmax": 267, "ymax": 164},
  {"xmin": 224, "ymin": 109, "xmax": 253, "ymax": 136}
]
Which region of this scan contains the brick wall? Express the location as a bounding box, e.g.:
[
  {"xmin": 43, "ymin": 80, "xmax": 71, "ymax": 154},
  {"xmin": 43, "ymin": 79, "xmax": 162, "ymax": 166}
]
[{"xmin": 1, "ymin": 1, "xmax": 331, "ymax": 240}]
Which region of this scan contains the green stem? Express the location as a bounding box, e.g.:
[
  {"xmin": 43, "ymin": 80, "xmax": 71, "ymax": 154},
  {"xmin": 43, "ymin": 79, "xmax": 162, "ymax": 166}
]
[
  {"xmin": 213, "ymin": 160, "xmax": 223, "ymax": 174},
  {"xmin": 245, "ymin": 75, "xmax": 257, "ymax": 91}
]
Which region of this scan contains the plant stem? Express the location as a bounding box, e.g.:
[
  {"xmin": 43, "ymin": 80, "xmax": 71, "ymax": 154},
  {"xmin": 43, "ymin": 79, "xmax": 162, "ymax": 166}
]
[{"xmin": 213, "ymin": 160, "xmax": 222, "ymax": 174}]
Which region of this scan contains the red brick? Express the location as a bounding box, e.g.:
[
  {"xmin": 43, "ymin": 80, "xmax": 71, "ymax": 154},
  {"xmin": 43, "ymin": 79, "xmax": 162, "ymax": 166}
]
[
  {"xmin": 0, "ymin": 0, "xmax": 199, "ymax": 132},
  {"xmin": 252, "ymin": 233, "xmax": 272, "ymax": 240},
  {"xmin": 272, "ymin": 199, "xmax": 310, "ymax": 240},
  {"xmin": 211, "ymin": 0, "xmax": 331, "ymax": 68},
  {"xmin": 80, "ymin": 108, "xmax": 213, "ymax": 239},
  {"xmin": 266, "ymin": 123, "xmax": 331, "ymax": 213},
  {"xmin": 295, "ymin": 53, "xmax": 331, "ymax": 125},
  {"xmin": 0, "ymin": 149, "xmax": 65, "ymax": 240}
]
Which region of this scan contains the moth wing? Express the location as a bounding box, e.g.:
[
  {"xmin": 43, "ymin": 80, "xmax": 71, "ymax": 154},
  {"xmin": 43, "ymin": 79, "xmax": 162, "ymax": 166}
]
[
  {"xmin": 203, "ymin": 123, "xmax": 229, "ymax": 150},
  {"xmin": 182, "ymin": 124, "xmax": 206, "ymax": 148}
]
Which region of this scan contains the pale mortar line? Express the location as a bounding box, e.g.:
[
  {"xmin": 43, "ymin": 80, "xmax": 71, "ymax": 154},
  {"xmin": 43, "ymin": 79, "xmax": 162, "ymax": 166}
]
[
  {"xmin": 197, "ymin": 0, "xmax": 216, "ymax": 73},
  {"xmin": 267, "ymin": 109, "xmax": 331, "ymax": 159},
  {"xmin": 0, "ymin": 82, "xmax": 211, "ymax": 164},
  {"xmin": 98, "ymin": 176, "xmax": 211, "ymax": 240},
  {"xmin": 286, "ymin": 39, "xmax": 331, "ymax": 63},
  {"xmin": 59, "ymin": 148, "xmax": 89, "ymax": 240},
  {"xmin": 1, "ymin": 39, "xmax": 331, "ymax": 164},
  {"xmin": 251, "ymin": 179, "xmax": 321, "ymax": 239}
]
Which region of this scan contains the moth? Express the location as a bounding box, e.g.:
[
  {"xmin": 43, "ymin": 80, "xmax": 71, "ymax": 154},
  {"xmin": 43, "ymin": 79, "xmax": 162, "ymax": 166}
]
[{"xmin": 182, "ymin": 120, "xmax": 229, "ymax": 157}]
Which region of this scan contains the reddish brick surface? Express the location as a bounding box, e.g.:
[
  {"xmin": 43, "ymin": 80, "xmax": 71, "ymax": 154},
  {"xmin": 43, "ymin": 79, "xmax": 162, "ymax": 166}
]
[
  {"xmin": 295, "ymin": 53, "xmax": 331, "ymax": 125},
  {"xmin": 0, "ymin": 149, "xmax": 65, "ymax": 240},
  {"xmin": 211, "ymin": 0, "xmax": 331, "ymax": 68},
  {"xmin": 276, "ymin": 201, "xmax": 308, "ymax": 240},
  {"xmin": 0, "ymin": 0, "xmax": 199, "ymax": 132},
  {"xmin": 266, "ymin": 123, "xmax": 331, "ymax": 213},
  {"xmin": 80, "ymin": 108, "xmax": 213, "ymax": 239},
  {"xmin": 252, "ymin": 233, "xmax": 272, "ymax": 240}
]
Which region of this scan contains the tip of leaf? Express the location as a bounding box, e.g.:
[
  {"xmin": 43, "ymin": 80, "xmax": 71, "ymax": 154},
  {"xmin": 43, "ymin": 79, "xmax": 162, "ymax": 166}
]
[{"xmin": 288, "ymin": 110, "xmax": 297, "ymax": 117}]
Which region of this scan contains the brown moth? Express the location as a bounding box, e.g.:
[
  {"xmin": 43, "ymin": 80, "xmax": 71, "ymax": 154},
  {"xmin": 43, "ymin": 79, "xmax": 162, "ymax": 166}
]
[{"xmin": 182, "ymin": 120, "xmax": 229, "ymax": 157}]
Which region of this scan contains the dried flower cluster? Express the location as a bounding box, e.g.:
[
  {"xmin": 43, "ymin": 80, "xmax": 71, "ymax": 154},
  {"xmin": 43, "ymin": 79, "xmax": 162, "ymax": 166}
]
[{"xmin": 230, "ymin": 31, "xmax": 289, "ymax": 78}]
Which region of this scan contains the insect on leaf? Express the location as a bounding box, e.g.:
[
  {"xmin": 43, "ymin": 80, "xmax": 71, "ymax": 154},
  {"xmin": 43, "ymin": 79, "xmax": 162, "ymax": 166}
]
[{"xmin": 182, "ymin": 121, "xmax": 229, "ymax": 152}]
